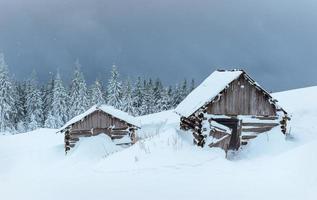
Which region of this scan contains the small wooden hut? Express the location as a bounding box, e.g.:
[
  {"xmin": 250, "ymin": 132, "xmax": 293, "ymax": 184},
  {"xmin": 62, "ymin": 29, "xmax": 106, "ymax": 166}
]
[
  {"xmin": 58, "ymin": 105, "xmax": 140, "ymax": 153},
  {"xmin": 175, "ymin": 69, "xmax": 290, "ymax": 152}
]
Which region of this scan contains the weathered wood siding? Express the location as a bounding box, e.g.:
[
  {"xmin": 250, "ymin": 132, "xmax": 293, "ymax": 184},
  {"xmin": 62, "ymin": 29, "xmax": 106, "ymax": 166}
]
[
  {"xmin": 206, "ymin": 75, "xmax": 276, "ymax": 116},
  {"xmin": 71, "ymin": 110, "xmax": 129, "ymax": 130},
  {"xmin": 64, "ymin": 109, "xmax": 137, "ymax": 153}
]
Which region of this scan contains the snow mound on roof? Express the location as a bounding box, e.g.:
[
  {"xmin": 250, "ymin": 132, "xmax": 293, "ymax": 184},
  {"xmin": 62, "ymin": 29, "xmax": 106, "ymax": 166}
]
[
  {"xmin": 98, "ymin": 105, "xmax": 141, "ymax": 127},
  {"xmin": 59, "ymin": 104, "xmax": 140, "ymax": 132},
  {"xmin": 175, "ymin": 70, "xmax": 243, "ymax": 117},
  {"xmin": 59, "ymin": 106, "xmax": 97, "ymax": 131}
]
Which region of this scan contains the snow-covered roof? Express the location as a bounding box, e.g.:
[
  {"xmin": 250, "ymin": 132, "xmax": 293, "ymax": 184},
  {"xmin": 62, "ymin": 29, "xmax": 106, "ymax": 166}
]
[
  {"xmin": 58, "ymin": 105, "xmax": 140, "ymax": 132},
  {"xmin": 175, "ymin": 69, "xmax": 286, "ymax": 118},
  {"xmin": 175, "ymin": 70, "xmax": 244, "ymax": 117}
]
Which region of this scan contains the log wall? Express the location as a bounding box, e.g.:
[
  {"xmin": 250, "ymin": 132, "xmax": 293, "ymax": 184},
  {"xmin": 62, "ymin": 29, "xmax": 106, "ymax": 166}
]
[{"xmin": 180, "ymin": 72, "xmax": 290, "ymax": 154}]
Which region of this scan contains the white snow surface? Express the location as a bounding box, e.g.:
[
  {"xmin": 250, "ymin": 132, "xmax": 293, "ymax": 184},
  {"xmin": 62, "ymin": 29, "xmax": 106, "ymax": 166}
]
[
  {"xmin": 273, "ymin": 86, "xmax": 317, "ymax": 114},
  {"xmin": 59, "ymin": 104, "xmax": 141, "ymax": 132},
  {"xmin": 136, "ymin": 110, "xmax": 180, "ymax": 139},
  {"xmin": 1, "ymin": 86, "xmax": 317, "ymax": 200},
  {"xmin": 175, "ymin": 70, "xmax": 243, "ymax": 117}
]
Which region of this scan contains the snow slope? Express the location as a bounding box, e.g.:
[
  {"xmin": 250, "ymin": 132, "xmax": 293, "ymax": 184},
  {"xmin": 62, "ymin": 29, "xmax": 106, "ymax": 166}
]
[
  {"xmin": 0, "ymin": 87, "xmax": 317, "ymax": 200},
  {"xmin": 273, "ymin": 86, "xmax": 317, "ymax": 144}
]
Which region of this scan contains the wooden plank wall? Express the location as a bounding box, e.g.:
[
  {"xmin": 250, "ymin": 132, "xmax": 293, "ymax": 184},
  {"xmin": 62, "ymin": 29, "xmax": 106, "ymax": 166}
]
[
  {"xmin": 206, "ymin": 75, "xmax": 276, "ymax": 116},
  {"xmin": 64, "ymin": 110, "xmax": 136, "ymax": 153},
  {"xmin": 72, "ymin": 110, "xmax": 128, "ymax": 130}
]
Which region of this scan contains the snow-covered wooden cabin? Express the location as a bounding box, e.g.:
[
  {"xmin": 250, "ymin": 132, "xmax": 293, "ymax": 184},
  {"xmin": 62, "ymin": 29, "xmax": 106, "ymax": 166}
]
[
  {"xmin": 175, "ymin": 69, "xmax": 290, "ymax": 151},
  {"xmin": 58, "ymin": 105, "xmax": 140, "ymax": 153}
]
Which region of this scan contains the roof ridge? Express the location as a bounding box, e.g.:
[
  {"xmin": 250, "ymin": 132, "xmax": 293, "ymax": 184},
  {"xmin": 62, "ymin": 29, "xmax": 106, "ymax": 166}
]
[{"xmin": 216, "ymin": 69, "xmax": 244, "ymax": 72}]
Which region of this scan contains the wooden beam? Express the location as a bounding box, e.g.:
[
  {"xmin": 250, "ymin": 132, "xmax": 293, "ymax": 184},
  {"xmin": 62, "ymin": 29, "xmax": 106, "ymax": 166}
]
[
  {"xmin": 192, "ymin": 132, "xmax": 204, "ymax": 141},
  {"xmin": 242, "ymin": 126, "xmax": 274, "ymax": 133},
  {"xmin": 252, "ymin": 116, "xmax": 278, "ymax": 120},
  {"xmin": 241, "ymin": 135, "xmax": 257, "ymax": 140},
  {"xmin": 111, "ymin": 127, "xmax": 130, "ymax": 131},
  {"xmin": 242, "ymin": 122, "xmax": 279, "ymax": 127},
  {"xmin": 111, "ymin": 135, "xmax": 125, "ymax": 140}
]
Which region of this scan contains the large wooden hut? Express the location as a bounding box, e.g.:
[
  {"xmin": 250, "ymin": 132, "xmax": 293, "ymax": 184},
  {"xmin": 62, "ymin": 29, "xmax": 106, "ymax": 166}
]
[
  {"xmin": 58, "ymin": 105, "xmax": 140, "ymax": 153},
  {"xmin": 175, "ymin": 69, "xmax": 290, "ymax": 152}
]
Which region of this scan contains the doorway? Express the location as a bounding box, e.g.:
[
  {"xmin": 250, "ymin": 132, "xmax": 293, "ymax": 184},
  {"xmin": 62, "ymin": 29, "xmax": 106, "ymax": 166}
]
[{"xmin": 212, "ymin": 118, "xmax": 241, "ymax": 150}]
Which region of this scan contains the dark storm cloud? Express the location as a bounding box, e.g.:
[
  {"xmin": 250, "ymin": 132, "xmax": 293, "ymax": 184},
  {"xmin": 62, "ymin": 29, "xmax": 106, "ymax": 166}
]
[{"xmin": 1, "ymin": 0, "xmax": 317, "ymax": 91}]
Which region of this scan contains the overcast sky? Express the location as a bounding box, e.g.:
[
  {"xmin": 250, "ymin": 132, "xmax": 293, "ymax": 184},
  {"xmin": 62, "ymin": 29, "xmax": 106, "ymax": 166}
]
[{"xmin": 1, "ymin": 0, "xmax": 317, "ymax": 91}]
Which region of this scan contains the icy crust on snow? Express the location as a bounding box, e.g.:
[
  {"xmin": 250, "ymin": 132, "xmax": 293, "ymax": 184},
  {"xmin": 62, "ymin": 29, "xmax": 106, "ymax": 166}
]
[
  {"xmin": 175, "ymin": 70, "xmax": 243, "ymax": 117},
  {"xmin": 58, "ymin": 104, "xmax": 141, "ymax": 132}
]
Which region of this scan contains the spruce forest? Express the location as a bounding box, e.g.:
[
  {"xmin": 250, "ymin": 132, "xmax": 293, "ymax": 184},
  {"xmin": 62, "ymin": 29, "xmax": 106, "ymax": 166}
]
[{"xmin": 0, "ymin": 53, "xmax": 195, "ymax": 133}]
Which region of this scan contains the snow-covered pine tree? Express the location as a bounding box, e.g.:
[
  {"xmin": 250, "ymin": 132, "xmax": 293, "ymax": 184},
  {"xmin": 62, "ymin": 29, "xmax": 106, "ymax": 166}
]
[
  {"xmin": 16, "ymin": 120, "xmax": 26, "ymax": 133},
  {"xmin": 190, "ymin": 78, "xmax": 195, "ymax": 92},
  {"xmin": 139, "ymin": 79, "xmax": 148, "ymax": 115},
  {"xmin": 25, "ymin": 71, "xmax": 44, "ymax": 130},
  {"xmin": 148, "ymin": 79, "xmax": 156, "ymax": 113},
  {"xmin": 106, "ymin": 65, "xmax": 122, "ymax": 109},
  {"xmin": 153, "ymin": 78, "xmax": 163, "ymax": 112},
  {"xmin": 44, "ymin": 71, "xmax": 68, "ymax": 128},
  {"xmin": 68, "ymin": 61, "xmax": 89, "ymax": 119},
  {"xmin": 44, "ymin": 111, "xmax": 56, "ymax": 128},
  {"xmin": 121, "ymin": 79, "xmax": 134, "ymax": 115},
  {"xmin": 25, "ymin": 70, "xmax": 44, "ymax": 130},
  {"xmin": 42, "ymin": 72, "xmax": 54, "ymax": 124},
  {"xmin": 141, "ymin": 79, "xmax": 155, "ymax": 115},
  {"xmin": 0, "ymin": 53, "xmax": 15, "ymax": 132},
  {"xmin": 52, "ymin": 72, "xmax": 68, "ymax": 125},
  {"xmin": 12, "ymin": 81, "xmax": 23, "ymax": 130},
  {"xmin": 172, "ymin": 84, "xmax": 183, "ymax": 108},
  {"xmin": 159, "ymin": 87, "xmax": 171, "ymax": 111},
  {"xmin": 180, "ymin": 79, "xmax": 188, "ymax": 100},
  {"xmin": 89, "ymin": 79, "xmax": 105, "ymax": 106},
  {"xmin": 166, "ymin": 86, "xmax": 174, "ymax": 109},
  {"xmin": 102, "ymin": 81, "xmax": 108, "ymax": 105},
  {"xmin": 132, "ymin": 77, "xmax": 144, "ymax": 116},
  {"xmin": 13, "ymin": 81, "xmax": 28, "ymax": 132},
  {"xmin": 27, "ymin": 114, "xmax": 39, "ymax": 131}
]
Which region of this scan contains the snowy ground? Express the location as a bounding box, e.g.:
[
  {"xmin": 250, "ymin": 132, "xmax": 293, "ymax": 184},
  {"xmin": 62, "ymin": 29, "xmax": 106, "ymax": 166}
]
[{"xmin": 1, "ymin": 87, "xmax": 317, "ymax": 200}]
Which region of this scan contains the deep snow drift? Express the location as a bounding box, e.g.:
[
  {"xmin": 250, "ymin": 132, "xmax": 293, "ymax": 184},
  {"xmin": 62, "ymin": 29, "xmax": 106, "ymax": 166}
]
[{"xmin": 0, "ymin": 87, "xmax": 317, "ymax": 200}]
